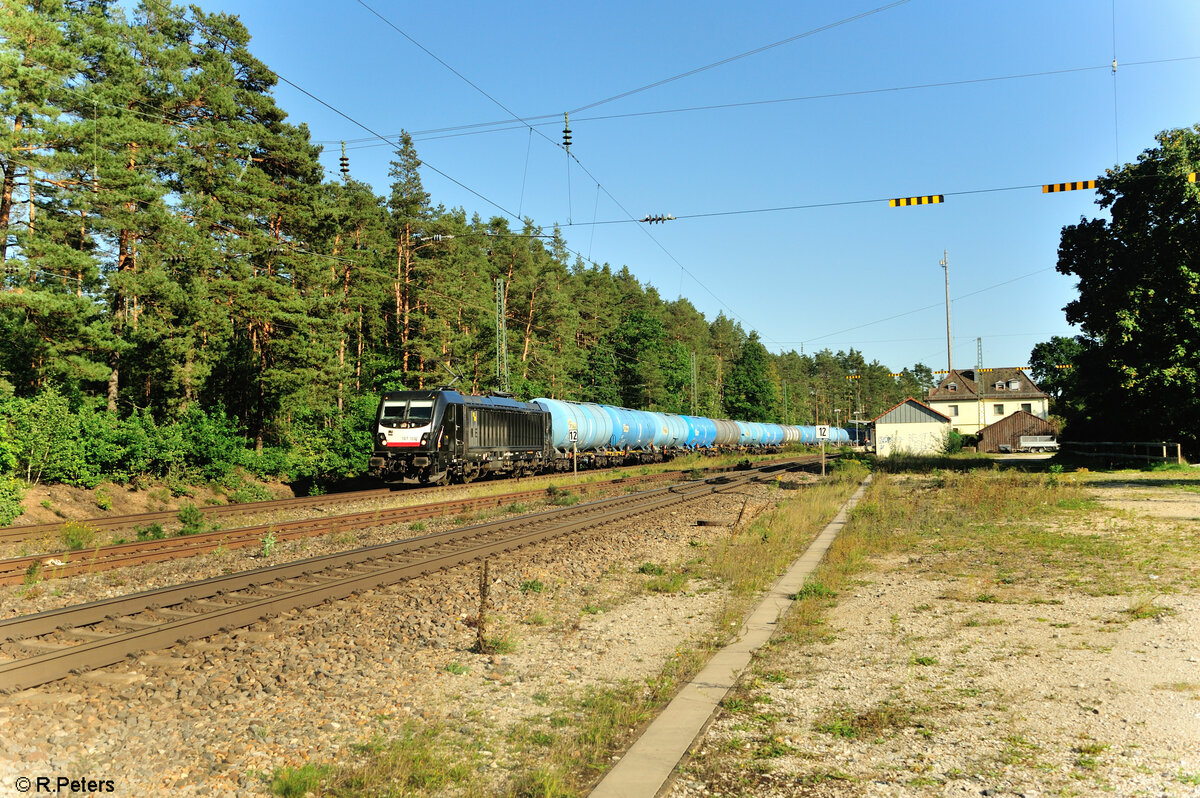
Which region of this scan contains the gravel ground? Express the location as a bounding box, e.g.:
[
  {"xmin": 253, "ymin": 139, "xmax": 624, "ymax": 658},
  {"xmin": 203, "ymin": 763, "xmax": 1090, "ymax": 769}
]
[
  {"xmin": 0, "ymin": 477, "xmax": 785, "ymax": 796},
  {"xmin": 5, "ymin": 469, "xmax": 1192, "ymax": 798},
  {"xmin": 669, "ymin": 474, "xmax": 1200, "ymax": 798}
]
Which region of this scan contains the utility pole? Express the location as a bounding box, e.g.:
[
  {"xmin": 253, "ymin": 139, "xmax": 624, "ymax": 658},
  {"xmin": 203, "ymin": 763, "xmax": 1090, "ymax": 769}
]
[
  {"xmin": 976, "ymin": 337, "xmax": 985, "ymax": 431},
  {"xmin": 495, "ymin": 278, "xmax": 509, "ymax": 393},
  {"xmin": 941, "ymin": 250, "xmax": 952, "ymax": 373},
  {"xmin": 782, "ymin": 380, "xmax": 789, "ymax": 426},
  {"xmin": 690, "ymin": 351, "xmax": 698, "ymax": 415}
]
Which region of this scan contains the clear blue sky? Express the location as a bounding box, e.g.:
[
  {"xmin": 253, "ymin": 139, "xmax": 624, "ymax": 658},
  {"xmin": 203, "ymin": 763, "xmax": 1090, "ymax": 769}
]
[{"xmin": 202, "ymin": 0, "xmax": 1199, "ymax": 373}]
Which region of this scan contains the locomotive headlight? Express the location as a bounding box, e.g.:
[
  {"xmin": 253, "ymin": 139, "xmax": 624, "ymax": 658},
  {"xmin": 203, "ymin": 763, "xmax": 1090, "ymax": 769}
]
[{"xmin": 420, "ymin": 433, "xmax": 429, "ymax": 445}]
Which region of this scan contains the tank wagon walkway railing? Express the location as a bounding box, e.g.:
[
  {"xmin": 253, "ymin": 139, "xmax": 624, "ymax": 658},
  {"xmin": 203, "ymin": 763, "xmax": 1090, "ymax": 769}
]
[{"xmin": 1061, "ymin": 440, "xmax": 1185, "ymax": 465}]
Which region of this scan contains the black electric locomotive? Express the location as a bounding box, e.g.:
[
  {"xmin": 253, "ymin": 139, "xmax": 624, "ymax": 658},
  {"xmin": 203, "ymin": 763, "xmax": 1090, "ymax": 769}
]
[{"xmin": 368, "ymin": 390, "xmax": 550, "ymax": 484}]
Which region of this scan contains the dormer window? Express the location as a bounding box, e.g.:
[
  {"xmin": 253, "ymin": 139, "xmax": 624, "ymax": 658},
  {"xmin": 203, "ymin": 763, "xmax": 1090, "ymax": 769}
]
[
  {"xmin": 948, "ymin": 382, "xmax": 957, "ymax": 391},
  {"xmin": 1007, "ymin": 379, "xmax": 1020, "ymax": 390},
  {"xmin": 994, "ymin": 381, "xmax": 1005, "ymax": 390}
]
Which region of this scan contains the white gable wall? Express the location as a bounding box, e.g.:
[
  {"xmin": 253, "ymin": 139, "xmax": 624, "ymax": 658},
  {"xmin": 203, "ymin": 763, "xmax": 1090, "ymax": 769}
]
[{"xmin": 875, "ymin": 420, "xmax": 948, "ymax": 457}]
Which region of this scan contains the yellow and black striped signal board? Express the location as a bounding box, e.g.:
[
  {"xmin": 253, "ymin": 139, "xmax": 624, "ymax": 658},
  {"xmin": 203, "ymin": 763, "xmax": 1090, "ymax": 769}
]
[
  {"xmin": 1043, "ymin": 180, "xmax": 1097, "ymax": 193},
  {"xmin": 889, "ymin": 195, "xmax": 943, "ymax": 207},
  {"xmin": 869, "ymin": 365, "xmax": 1074, "ymax": 378}
]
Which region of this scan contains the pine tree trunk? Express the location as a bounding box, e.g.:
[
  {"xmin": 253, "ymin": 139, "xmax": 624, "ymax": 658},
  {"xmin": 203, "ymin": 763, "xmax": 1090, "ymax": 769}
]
[
  {"xmin": 107, "ymin": 354, "xmax": 119, "ymax": 412},
  {"xmin": 521, "ymin": 287, "xmax": 537, "ymax": 377},
  {"xmin": 0, "ymin": 124, "xmax": 18, "ymax": 268}
]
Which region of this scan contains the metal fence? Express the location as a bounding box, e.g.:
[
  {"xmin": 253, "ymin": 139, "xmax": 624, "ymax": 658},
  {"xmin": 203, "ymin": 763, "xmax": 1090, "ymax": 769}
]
[{"xmin": 1061, "ymin": 441, "xmax": 1184, "ymax": 465}]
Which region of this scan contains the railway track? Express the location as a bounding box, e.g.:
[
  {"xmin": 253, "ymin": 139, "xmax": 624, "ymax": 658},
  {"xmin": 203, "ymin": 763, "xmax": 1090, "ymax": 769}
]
[
  {"xmin": 0, "ymin": 470, "xmax": 686, "ymax": 585},
  {"xmin": 0, "ymin": 460, "xmax": 803, "ymax": 693},
  {"xmin": 0, "ymin": 458, "xmax": 769, "ymax": 547}
]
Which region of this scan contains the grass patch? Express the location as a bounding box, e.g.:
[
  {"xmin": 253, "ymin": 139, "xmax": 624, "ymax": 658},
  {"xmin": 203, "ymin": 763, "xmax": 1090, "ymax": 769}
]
[
  {"xmin": 1124, "ymin": 594, "xmax": 1174, "ymax": 620},
  {"xmin": 269, "ymin": 763, "xmax": 333, "ymax": 797},
  {"xmin": 519, "ymin": 579, "xmax": 545, "ymax": 594},
  {"xmin": 310, "ymin": 723, "xmax": 473, "ymax": 795},
  {"xmin": 546, "ymin": 485, "xmax": 580, "ymax": 506},
  {"xmin": 709, "ymin": 464, "xmax": 866, "ymax": 642},
  {"xmin": 793, "ymin": 579, "xmax": 837, "ymax": 600},
  {"xmin": 59, "ymin": 521, "xmax": 98, "ymax": 552},
  {"xmin": 645, "ymin": 571, "xmax": 689, "ymax": 593},
  {"xmin": 814, "ymin": 700, "xmax": 918, "ymax": 740}
]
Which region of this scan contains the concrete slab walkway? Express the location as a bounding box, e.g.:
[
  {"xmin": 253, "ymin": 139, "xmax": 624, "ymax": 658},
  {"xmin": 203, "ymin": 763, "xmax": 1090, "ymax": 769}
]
[{"xmin": 588, "ymin": 475, "xmax": 873, "ymax": 798}]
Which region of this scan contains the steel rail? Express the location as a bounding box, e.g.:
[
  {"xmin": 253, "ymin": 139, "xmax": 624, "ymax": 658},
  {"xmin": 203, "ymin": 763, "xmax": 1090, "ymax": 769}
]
[
  {"xmin": 0, "ymin": 457, "xmax": 771, "ymax": 546},
  {"xmin": 0, "ymin": 465, "xmax": 795, "ymax": 692},
  {"xmin": 0, "ymin": 472, "xmax": 688, "ymax": 585}
]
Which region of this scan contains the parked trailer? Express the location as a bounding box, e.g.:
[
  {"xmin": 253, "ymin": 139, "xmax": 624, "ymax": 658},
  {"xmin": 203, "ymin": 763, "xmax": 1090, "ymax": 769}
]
[{"xmin": 1018, "ymin": 435, "xmax": 1059, "ymax": 452}]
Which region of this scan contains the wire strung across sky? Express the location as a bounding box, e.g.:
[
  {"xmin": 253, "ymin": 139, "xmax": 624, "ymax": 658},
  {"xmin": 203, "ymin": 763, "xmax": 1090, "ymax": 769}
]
[
  {"xmin": 346, "ymin": 0, "xmax": 778, "ymax": 347},
  {"xmin": 321, "ymin": 56, "xmax": 1200, "ymax": 149}
]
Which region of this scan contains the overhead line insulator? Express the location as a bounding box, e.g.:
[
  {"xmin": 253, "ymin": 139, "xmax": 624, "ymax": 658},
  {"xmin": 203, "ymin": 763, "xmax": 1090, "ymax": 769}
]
[
  {"xmin": 562, "ymin": 112, "xmax": 572, "ymax": 151},
  {"xmin": 639, "ymin": 214, "xmax": 676, "ymax": 224}
]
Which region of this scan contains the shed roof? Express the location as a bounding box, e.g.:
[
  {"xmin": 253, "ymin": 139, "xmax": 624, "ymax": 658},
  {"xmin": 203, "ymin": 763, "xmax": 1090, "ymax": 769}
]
[{"xmin": 872, "ymin": 397, "xmax": 951, "ymax": 425}]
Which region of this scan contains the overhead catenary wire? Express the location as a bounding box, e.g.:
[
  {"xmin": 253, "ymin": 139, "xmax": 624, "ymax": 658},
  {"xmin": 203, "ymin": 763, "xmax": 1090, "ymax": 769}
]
[
  {"xmin": 566, "ymin": 0, "xmax": 916, "ymax": 115},
  {"xmin": 347, "ymin": 0, "xmax": 775, "ymax": 348},
  {"xmin": 322, "ymin": 56, "xmax": 1200, "ymax": 150}
]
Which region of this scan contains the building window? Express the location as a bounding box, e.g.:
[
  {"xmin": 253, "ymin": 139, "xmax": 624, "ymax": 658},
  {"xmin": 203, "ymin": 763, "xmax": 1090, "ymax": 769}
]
[
  {"xmin": 1021, "ymin": 403, "xmax": 1032, "ymax": 414},
  {"xmin": 994, "ymin": 381, "xmax": 1005, "ymax": 390},
  {"xmin": 947, "ymin": 382, "xmax": 957, "ymax": 391},
  {"xmin": 948, "ymin": 404, "xmax": 958, "ymax": 416},
  {"xmin": 1008, "ymin": 379, "xmax": 1021, "ymax": 390},
  {"xmin": 993, "ymin": 404, "xmax": 1004, "ymax": 415}
]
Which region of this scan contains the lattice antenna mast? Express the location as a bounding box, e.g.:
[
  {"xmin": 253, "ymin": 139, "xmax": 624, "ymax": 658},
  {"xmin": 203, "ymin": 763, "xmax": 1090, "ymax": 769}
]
[
  {"xmin": 977, "ymin": 337, "xmax": 985, "ymax": 429},
  {"xmin": 495, "ymin": 278, "xmax": 509, "ymax": 393},
  {"xmin": 941, "ymin": 250, "xmax": 952, "ymax": 373},
  {"xmin": 690, "ymin": 351, "xmax": 698, "ymax": 415}
]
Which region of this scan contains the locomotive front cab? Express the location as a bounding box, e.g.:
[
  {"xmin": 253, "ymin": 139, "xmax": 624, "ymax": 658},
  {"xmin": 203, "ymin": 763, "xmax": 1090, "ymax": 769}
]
[{"xmin": 370, "ymin": 391, "xmax": 452, "ymax": 483}]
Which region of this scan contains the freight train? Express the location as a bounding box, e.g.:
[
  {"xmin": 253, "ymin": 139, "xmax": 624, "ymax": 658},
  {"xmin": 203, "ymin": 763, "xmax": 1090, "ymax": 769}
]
[{"xmin": 368, "ymin": 389, "xmax": 851, "ymax": 485}]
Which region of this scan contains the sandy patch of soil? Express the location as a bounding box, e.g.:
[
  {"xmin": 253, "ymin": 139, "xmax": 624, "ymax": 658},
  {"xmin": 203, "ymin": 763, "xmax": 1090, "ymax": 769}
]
[{"xmin": 670, "ymin": 472, "xmax": 1200, "ymax": 798}]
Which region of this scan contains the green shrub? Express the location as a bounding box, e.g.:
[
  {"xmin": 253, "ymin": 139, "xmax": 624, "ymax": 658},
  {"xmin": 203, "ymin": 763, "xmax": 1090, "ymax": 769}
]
[
  {"xmin": 520, "ymin": 579, "xmax": 546, "ymax": 594},
  {"xmin": 94, "ymin": 488, "xmax": 112, "ymax": 511},
  {"xmin": 177, "ymin": 503, "xmax": 210, "ymax": 536},
  {"xmin": 229, "ymin": 482, "xmax": 273, "ymax": 504},
  {"xmin": 60, "ymin": 521, "xmax": 97, "ymax": 551},
  {"xmin": 546, "ymin": 485, "xmax": 579, "ymax": 506},
  {"xmin": 0, "ymin": 477, "xmax": 26, "ymax": 526},
  {"xmin": 134, "ymin": 523, "xmax": 166, "ymax": 541}
]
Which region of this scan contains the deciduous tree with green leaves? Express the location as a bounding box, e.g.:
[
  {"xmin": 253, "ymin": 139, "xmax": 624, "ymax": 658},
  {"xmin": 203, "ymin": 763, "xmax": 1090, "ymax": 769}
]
[{"xmin": 1055, "ymin": 125, "xmax": 1200, "ymax": 455}]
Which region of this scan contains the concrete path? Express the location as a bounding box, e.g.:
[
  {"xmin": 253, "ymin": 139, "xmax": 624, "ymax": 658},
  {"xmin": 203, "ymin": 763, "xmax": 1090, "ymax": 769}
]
[{"xmin": 589, "ymin": 475, "xmax": 872, "ymax": 798}]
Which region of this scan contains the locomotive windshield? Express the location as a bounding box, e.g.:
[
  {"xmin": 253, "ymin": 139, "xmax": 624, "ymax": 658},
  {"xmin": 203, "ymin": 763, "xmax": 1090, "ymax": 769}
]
[
  {"xmin": 407, "ymin": 400, "xmax": 434, "ymax": 422},
  {"xmin": 379, "ymin": 399, "xmax": 435, "ymax": 427}
]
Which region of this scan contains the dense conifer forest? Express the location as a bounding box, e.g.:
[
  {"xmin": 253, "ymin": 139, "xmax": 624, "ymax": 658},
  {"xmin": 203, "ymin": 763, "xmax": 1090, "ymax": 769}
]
[{"xmin": 0, "ymin": 0, "xmax": 935, "ymax": 515}]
